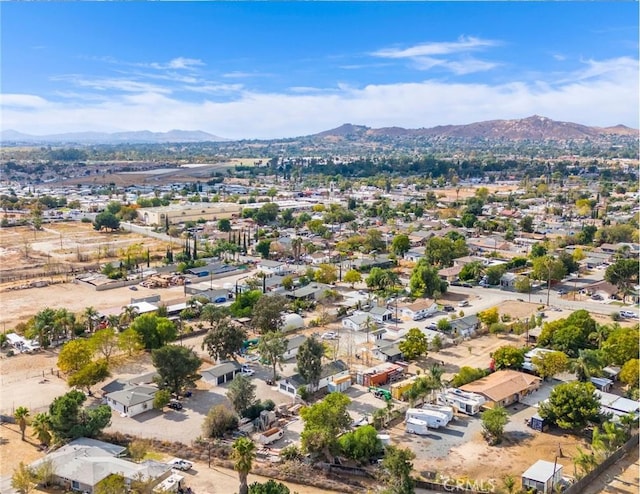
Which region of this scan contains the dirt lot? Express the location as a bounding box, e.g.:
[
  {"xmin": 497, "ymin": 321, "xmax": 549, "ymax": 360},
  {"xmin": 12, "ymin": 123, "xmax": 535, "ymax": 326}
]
[{"xmin": 0, "ymin": 223, "xmax": 172, "ymax": 288}]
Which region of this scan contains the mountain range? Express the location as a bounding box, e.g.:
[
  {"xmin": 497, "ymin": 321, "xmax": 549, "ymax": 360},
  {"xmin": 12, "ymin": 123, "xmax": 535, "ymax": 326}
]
[{"xmin": 1, "ymin": 115, "xmax": 636, "ymax": 144}]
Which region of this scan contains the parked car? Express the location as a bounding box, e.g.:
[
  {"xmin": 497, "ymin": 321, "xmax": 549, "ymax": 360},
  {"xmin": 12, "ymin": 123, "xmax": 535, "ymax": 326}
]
[
  {"xmin": 591, "ymin": 294, "xmax": 603, "ymax": 300},
  {"xmin": 443, "ymin": 305, "xmax": 455, "ymax": 312},
  {"xmin": 458, "ymin": 300, "xmax": 469, "ymax": 307},
  {"xmin": 168, "ymin": 458, "xmax": 192, "ymax": 471},
  {"xmin": 214, "ymin": 296, "xmax": 227, "ymax": 303},
  {"xmin": 620, "ymin": 310, "xmax": 638, "ymax": 319},
  {"xmin": 427, "ymin": 322, "xmax": 438, "ymax": 330},
  {"xmin": 557, "ymin": 289, "xmax": 566, "ymax": 295},
  {"xmin": 241, "ymin": 365, "xmax": 255, "ymax": 376},
  {"xmin": 168, "ymin": 401, "xmax": 183, "ymax": 411},
  {"xmin": 321, "ymin": 332, "xmax": 338, "ymax": 340}
]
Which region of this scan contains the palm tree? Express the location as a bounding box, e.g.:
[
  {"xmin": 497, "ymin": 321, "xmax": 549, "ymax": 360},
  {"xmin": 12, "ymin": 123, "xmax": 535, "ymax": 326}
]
[
  {"xmin": 14, "ymin": 406, "xmax": 29, "ymax": 441},
  {"xmin": 569, "ymin": 349, "xmax": 603, "ymax": 383},
  {"xmin": 33, "ymin": 308, "xmax": 56, "ymax": 348},
  {"xmin": 31, "ymin": 413, "xmax": 51, "ymax": 447},
  {"xmin": 291, "ymin": 236, "xmax": 303, "ymax": 263},
  {"xmin": 54, "ymin": 308, "xmax": 76, "ymax": 342},
  {"xmin": 107, "ymin": 315, "xmax": 120, "ymax": 331},
  {"xmin": 83, "ymin": 306, "xmax": 99, "ymax": 334},
  {"xmin": 573, "ymin": 446, "xmax": 598, "ymax": 477},
  {"xmin": 232, "ymin": 437, "xmax": 256, "ymax": 494},
  {"xmin": 118, "ymin": 305, "xmax": 138, "ymax": 328}
]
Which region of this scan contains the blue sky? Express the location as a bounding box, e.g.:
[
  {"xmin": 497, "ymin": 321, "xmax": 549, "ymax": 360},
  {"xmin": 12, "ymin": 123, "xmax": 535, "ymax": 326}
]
[{"xmin": 1, "ymin": 2, "xmax": 638, "ymax": 139}]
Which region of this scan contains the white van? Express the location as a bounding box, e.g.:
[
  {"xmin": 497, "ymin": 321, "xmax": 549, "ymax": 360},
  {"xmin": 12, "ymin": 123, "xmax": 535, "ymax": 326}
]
[{"xmin": 620, "ymin": 310, "xmax": 637, "ymax": 319}]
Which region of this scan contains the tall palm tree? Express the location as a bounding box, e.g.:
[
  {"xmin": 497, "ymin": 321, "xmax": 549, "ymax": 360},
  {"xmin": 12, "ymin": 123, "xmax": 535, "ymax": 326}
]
[
  {"xmin": 107, "ymin": 315, "xmax": 121, "ymax": 331},
  {"xmin": 291, "ymin": 236, "xmax": 303, "ymax": 263},
  {"xmin": 118, "ymin": 305, "xmax": 138, "ymax": 328},
  {"xmin": 14, "ymin": 406, "xmax": 30, "ymax": 441},
  {"xmin": 33, "ymin": 308, "xmax": 56, "ymax": 348},
  {"xmin": 569, "ymin": 349, "xmax": 603, "ymax": 383},
  {"xmin": 54, "ymin": 308, "xmax": 76, "ymax": 342},
  {"xmin": 83, "ymin": 306, "xmax": 99, "ymax": 334},
  {"xmin": 31, "ymin": 413, "xmax": 51, "ymax": 447},
  {"xmin": 232, "ymin": 437, "xmax": 256, "ymax": 494}
]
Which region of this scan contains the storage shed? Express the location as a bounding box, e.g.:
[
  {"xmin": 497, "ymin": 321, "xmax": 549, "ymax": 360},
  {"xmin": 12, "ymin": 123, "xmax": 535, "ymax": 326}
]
[
  {"xmin": 521, "ymin": 460, "xmax": 562, "ymax": 493},
  {"xmin": 201, "ymin": 361, "xmax": 242, "ymax": 386}
]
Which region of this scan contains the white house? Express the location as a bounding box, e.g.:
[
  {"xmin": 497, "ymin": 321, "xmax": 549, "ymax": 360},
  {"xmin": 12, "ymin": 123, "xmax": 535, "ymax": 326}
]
[
  {"xmin": 354, "ymin": 306, "xmax": 393, "ymax": 324},
  {"xmin": 400, "ymin": 299, "xmax": 437, "ymax": 321},
  {"xmin": 29, "ymin": 438, "xmax": 172, "ymax": 494},
  {"xmin": 257, "ymin": 260, "xmax": 288, "ymax": 277},
  {"xmin": 104, "ymin": 385, "xmax": 157, "ymax": 418},
  {"xmin": 342, "ymin": 314, "xmax": 370, "ymax": 332},
  {"xmin": 283, "ymin": 335, "xmax": 307, "ymax": 360},
  {"xmin": 279, "ymin": 360, "xmax": 350, "ymax": 396}
]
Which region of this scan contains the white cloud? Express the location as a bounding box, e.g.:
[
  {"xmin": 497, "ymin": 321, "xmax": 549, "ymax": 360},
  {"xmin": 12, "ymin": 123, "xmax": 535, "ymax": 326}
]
[
  {"xmin": 0, "ymin": 94, "xmax": 49, "ymax": 108},
  {"xmin": 149, "ymin": 57, "xmax": 204, "ymax": 70},
  {"xmin": 2, "ymin": 57, "xmax": 637, "ymax": 139},
  {"xmin": 53, "ymin": 75, "xmax": 172, "ymax": 94},
  {"xmin": 372, "ymin": 36, "xmax": 499, "ymax": 59}
]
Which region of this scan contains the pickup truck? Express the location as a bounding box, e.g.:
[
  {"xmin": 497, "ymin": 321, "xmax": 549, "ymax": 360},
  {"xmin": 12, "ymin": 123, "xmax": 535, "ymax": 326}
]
[{"xmin": 258, "ymin": 427, "xmax": 284, "ymax": 445}]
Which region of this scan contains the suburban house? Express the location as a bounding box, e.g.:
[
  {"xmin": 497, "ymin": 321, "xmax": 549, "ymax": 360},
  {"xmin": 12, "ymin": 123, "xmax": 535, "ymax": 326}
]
[
  {"xmin": 449, "ymin": 314, "xmax": 480, "ymax": 338},
  {"xmin": 500, "ymin": 272, "xmax": 519, "ymax": 289},
  {"xmin": 282, "ymin": 334, "xmax": 307, "ymax": 360},
  {"xmin": 373, "ymin": 341, "xmax": 404, "ymax": 363},
  {"xmin": 459, "ymin": 370, "xmax": 542, "ymax": 408},
  {"xmin": 201, "ymin": 361, "xmax": 242, "ymax": 386},
  {"xmin": 29, "ymin": 438, "xmax": 174, "ymax": 494},
  {"xmin": 285, "ymin": 283, "xmax": 332, "ymax": 301},
  {"xmin": 104, "ymin": 385, "xmax": 157, "ymax": 418},
  {"xmin": 438, "ymin": 265, "xmax": 462, "ymax": 282},
  {"xmin": 521, "ymin": 460, "xmax": 563, "ymax": 494},
  {"xmin": 405, "ymin": 248, "xmax": 426, "ymax": 263},
  {"xmin": 355, "ymin": 305, "xmax": 393, "ymax": 324},
  {"xmin": 256, "ymin": 260, "xmax": 289, "ymax": 277},
  {"xmin": 342, "ymin": 313, "xmax": 371, "ymax": 332},
  {"xmin": 399, "ymin": 299, "xmax": 437, "ymax": 321},
  {"xmin": 278, "ymin": 359, "xmax": 350, "ymax": 395}
]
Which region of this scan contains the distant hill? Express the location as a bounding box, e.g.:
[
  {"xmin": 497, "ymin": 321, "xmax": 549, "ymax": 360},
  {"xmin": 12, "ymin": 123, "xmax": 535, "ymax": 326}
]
[
  {"xmin": 311, "ymin": 115, "xmax": 638, "ymax": 141},
  {"xmin": 0, "ymin": 129, "xmax": 227, "ymax": 144}
]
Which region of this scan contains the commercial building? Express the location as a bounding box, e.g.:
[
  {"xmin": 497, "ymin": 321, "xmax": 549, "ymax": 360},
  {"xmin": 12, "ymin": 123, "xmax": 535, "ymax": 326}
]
[{"xmin": 138, "ymin": 202, "xmax": 241, "ymax": 226}]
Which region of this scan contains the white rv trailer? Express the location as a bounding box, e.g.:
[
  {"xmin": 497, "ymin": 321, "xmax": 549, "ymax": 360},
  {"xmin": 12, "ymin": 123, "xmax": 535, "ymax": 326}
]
[
  {"xmin": 437, "ymin": 388, "xmax": 485, "ymax": 416},
  {"xmin": 421, "ymin": 403, "xmax": 455, "ymax": 423},
  {"xmin": 406, "ymin": 408, "xmax": 449, "ymax": 429},
  {"xmin": 405, "ymin": 417, "xmax": 429, "ymax": 435}
]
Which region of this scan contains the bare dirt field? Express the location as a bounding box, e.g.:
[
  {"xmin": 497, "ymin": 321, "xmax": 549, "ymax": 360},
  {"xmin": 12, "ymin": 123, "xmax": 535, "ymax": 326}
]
[{"xmin": 0, "ymin": 223, "xmax": 171, "ymax": 288}]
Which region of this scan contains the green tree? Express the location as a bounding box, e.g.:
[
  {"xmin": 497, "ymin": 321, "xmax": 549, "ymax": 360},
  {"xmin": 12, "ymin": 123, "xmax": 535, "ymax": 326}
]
[
  {"xmin": 539, "ymin": 381, "xmax": 601, "ymax": 430},
  {"xmin": 602, "ymin": 326, "xmax": 639, "ymax": 365},
  {"xmin": 531, "ymin": 256, "xmax": 566, "ymax": 304},
  {"xmin": 381, "ymin": 445, "xmax": 416, "ymax": 494},
  {"xmin": 218, "ymin": 218, "xmax": 232, "ymax": 232},
  {"xmin": 520, "ymin": 215, "xmax": 534, "ymax": 233},
  {"xmin": 153, "ymin": 389, "xmax": 171, "ymax": 409},
  {"xmin": 424, "ymin": 236, "xmax": 468, "ymax": 267},
  {"xmin": 481, "ymin": 406, "xmax": 509, "ymax": 444},
  {"xmin": 152, "ymin": 345, "xmax": 201, "ymax": 397},
  {"xmin": 11, "ymin": 462, "xmax": 35, "ymax": 494},
  {"xmin": 257, "ymin": 331, "xmax": 288, "ymax": 382},
  {"xmin": 14, "ymin": 406, "xmax": 29, "ymax": 441},
  {"xmin": 398, "ymin": 328, "xmax": 428, "ymax": 361},
  {"xmin": 251, "ymin": 294, "xmax": 288, "ymax": 334},
  {"xmin": 409, "ymin": 259, "xmax": 448, "ymax": 298},
  {"xmin": 57, "ymin": 339, "xmax": 94, "ymax": 374},
  {"xmin": 129, "ymin": 313, "xmax": 177, "ymax": 349},
  {"xmin": 300, "ymin": 392, "xmax": 351, "ymax": 462},
  {"xmin": 339, "ymin": 425, "xmax": 383, "ymax": 464},
  {"xmin": 492, "ymin": 346, "xmax": 526, "ymax": 370},
  {"xmin": 202, "ymin": 404, "xmax": 238, "ymax": 439},
  {"xmin": 95, "ymin": 474, "xmax": 127, "ymax": 494},
  {"xmin": 391, "ymin": 234, "xmax": 411, "ymax": 257},
  {"xmin": 227, "ymin": 375, "xmax": 257, "ymax": 416},
  {"xmin": 605, "ymin": 259, "xmax": 639, "ymax": 302},
  {"xmin": 514, "ymin": 276, "xmax": 533, "ymax": 297},
  {"xmin": 296, "ymin": 336, "xmax": 324, "ymax": 390},
  {"xmin": 48, "ymin": 390, "xmax": 111, "ymax": 441},
  {"xmin": 90, "ymin": 328, "xmax": 118, "ymax": 365},
  {"xmin": 344, "ymin": 269, "xmax": 362, "ymax": 287},
  {"xmin": 118, "ymin": 327, "xmax": 143, "ymax": 356},
  {"xmin": 458, "ymin": 261, "xmax": 485, "ymax": 282},
  {"xmin": 255, "ymin": 239, "xmax": 271, "ymax": 259},
  {"xmin": 68, "ymin": 360, "xmax": 110, "ymax": 394},
  {"xmin": 620, "ymin": 359, "xmax": 639, "ymax": 390},
  {"xmin": 93, "ymin": 211, "xmax": 120, "ymax": 232},
  {"xmin": 366, "ymin": 267, "xmax": 400, "ymax": 292},
  {"xmin": 573, "ymin": 446, "xmax": 598, "ymax": 478},
  {"xmin": 532, "ymin": 351, "xmax": 569, "ymax": 380},
  {"xmin": 569, "ymin": 349, "xmax": 603, "ymax": 382},
  {"xmin": 202, "ymin": 317, "xmax": 246, "ymax": 362},
  {"xmin": 249, "ymin": 480, "xmax": 291, "ymax": 494},
  {"xmin": 230, "ymin": 290, "xmax": 262, "ymax": 318},
  {"xmin": 31, "ymin": 412, "xmax": 52, "ymax": 447},
  {"xmin": 232, "ymin": 436, "xmax": 257, "ymax": 494},
  {"xmin": 200, "ymin": 303, "xmax": 230, "ymax": 329},
  {"xmin": 484, "ymin": 264, "xmax": 507, "ymax": 285},
  {"xmin": 530, "ymin": 243, "xmax": 547, "ymax": 258},
  {"xmin": 436, "ymin": 318, "xmax": 452, "ymax": 333},
  {"xmin": 450, "ymin": 367, "xmax": 487, "ymax": 387},
  {"xmin": 315, "ymin": 263, "xmax": 338, "ymax": 284}
]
